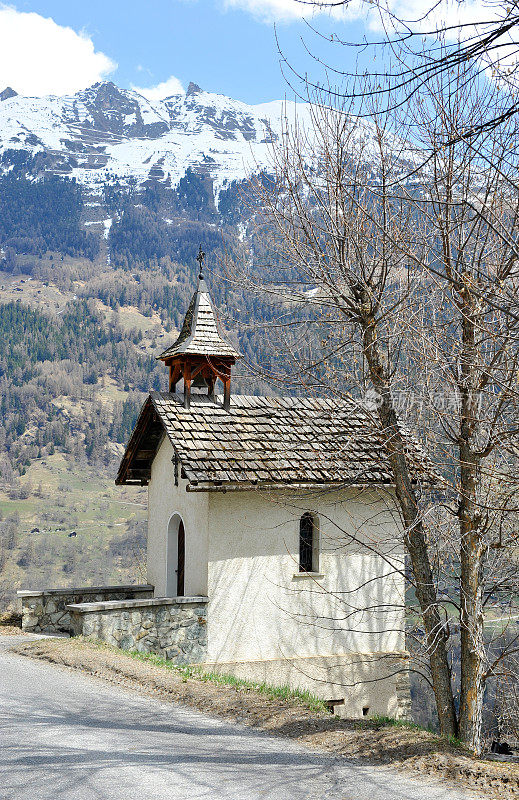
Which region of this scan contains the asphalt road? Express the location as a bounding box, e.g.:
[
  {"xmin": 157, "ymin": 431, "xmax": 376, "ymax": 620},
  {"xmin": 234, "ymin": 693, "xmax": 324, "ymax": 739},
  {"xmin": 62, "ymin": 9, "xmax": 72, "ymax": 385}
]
[{"xmin": 0, "ymin": 637, "xmax": 475, "ymax": 800}]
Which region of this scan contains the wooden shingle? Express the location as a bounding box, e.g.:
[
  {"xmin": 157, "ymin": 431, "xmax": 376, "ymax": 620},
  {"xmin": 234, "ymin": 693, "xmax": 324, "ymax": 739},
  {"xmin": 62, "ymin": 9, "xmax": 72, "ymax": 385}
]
[{"xmin": 116, "ymin": 392, "xmax": 436, "ymax": 490}]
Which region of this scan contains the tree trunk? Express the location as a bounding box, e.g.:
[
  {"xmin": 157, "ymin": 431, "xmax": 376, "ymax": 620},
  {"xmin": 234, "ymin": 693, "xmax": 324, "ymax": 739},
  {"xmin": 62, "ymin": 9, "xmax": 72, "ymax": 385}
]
[
  {"xmin": 457, "ymin": 297, "xmax": 487, "ymax": 755},
  {"xmin": 361, "ymin": 309, "xmax": 459, "ymax": 738},
  {"xmin": 458, "ymin": 477, "xmax": 486, "ymax": 753}
]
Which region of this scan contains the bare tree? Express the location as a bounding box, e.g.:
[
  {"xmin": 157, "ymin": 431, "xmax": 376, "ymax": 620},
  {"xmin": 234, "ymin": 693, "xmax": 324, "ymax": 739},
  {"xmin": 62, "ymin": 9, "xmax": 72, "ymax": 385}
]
[{"xmin": 226, "ymin": 60, "xmax": 519, "ymax": 752}]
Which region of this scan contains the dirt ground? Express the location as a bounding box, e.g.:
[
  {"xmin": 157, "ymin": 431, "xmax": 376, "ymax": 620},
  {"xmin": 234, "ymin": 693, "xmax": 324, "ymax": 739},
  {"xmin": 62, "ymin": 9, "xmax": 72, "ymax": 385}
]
[
  {"xmin": 0, "ymin": 611, "xmax": 24, "ymax": 635},
  {"xmin": 1, "ymin": 624, "xmax": 25, "ymax": 635},
  {"xmin": 8, "ymin": 635, "xmax": 519, "ymax": 799}
]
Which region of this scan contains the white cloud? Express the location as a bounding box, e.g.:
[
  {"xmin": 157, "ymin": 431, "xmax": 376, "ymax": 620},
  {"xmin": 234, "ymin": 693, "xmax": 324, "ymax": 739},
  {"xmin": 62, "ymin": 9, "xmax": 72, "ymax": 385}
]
[
  {"xmin": 0, "ymin": 5, "xmax": 116, "ymax": 96},
  {"xmin": 221, "ymin": 0, "xmax": 490, "ymax": 31},
  {"xmin": 222, "ymin": 0, "xmax": 324, "ymax": 23},
  {"xmin": 132, "ymin": 75, "xmax": 185, "ymax": 101},
  {"xmin": 221, "ymin": 0, "xmax": 364, "ymax": 23},
  {"xmin": 366, "ymin": 0, "xmax": 490, "ymax": 33}
]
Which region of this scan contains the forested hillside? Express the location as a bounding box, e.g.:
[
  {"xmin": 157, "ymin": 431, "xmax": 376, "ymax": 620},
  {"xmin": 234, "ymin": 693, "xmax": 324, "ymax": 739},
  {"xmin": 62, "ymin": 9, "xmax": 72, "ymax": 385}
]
[
  {"xmin": 0, "ymin": 175, "xmax": 99, "ymax": 259},
  {"xmin": 0, "ymin": 168, "xmax": 274, "ymax": 604}
]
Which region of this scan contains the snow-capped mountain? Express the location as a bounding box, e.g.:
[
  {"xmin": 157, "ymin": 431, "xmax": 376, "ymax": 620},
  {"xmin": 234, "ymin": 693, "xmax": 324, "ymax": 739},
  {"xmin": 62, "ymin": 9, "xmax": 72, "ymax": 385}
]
[{"xmin": 0, "ymin": 80, "xmax": 310, "ymax": 195}]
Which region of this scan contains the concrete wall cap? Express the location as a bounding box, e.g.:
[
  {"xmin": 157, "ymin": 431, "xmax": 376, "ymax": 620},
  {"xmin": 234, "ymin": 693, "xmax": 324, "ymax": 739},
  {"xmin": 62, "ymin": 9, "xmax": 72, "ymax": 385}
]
[
  {"xmin": 17, "ymin": 584, "xmax": 155, "ymax": 598},
  {"xmin": 67, "ymin": 596, "xmax": 209, "ymax": 613}
]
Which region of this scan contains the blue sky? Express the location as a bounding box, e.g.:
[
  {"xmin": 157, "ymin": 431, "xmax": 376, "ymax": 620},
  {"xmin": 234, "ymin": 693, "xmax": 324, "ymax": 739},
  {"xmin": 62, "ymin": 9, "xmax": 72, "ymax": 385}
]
[{"xmin": 0, "ymin": 0, "xmax": 373, "ymax": 103}]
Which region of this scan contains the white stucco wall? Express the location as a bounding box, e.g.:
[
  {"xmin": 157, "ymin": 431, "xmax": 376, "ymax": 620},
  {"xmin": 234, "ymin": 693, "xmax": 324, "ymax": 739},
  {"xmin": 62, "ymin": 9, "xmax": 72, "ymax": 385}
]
[
  {"xmin": 206, "ymin": 487, "xmax": 405, "ymax": 664},
  {"xmin": 147, "ymin": 439, "xmax": 405, "ymax": 665},
  {"xmin": 147, "ymin": 436, "xmax": 209, "ymax": 597}
]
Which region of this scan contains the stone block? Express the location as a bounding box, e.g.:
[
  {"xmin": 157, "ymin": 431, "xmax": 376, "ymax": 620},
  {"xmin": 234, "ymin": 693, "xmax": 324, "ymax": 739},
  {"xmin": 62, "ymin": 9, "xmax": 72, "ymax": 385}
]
[
  {"xmin": 187, "ymin": 645, "xmax": 205, "ymax": 663},
  {"xmin": 177, "ymin": 617, "xmax": 194, "ymax": 628},
  {"xmin": 187, "ymin": 624, "xmax": 205, "ymax": 640}
]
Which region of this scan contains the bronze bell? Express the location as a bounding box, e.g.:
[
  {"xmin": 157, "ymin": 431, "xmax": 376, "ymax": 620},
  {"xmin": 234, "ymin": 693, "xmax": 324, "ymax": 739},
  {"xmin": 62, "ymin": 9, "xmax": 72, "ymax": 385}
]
[{"xmin": 192, "ymin": 371, "xmax": 209, "ymax": 391}]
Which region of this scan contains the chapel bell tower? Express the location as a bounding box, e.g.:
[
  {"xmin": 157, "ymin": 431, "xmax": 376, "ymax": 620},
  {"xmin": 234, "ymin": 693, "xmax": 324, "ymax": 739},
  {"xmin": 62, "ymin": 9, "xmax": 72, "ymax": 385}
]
[{"xmin": 157, "ymin": 247, "xmax": 241, "ymax": 410}]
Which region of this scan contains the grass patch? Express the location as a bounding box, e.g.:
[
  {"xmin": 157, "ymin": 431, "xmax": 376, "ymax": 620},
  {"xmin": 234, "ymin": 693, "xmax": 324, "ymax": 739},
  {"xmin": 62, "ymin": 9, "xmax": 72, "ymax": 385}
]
[
  {"xmin": 129, "ymin": 650, "xmax": 329, "ymax": 714},
  {"xmin": 447, "ymin": 735, "xmax": 464, "ymax": 749},
  {"xmin": 370, "ymin": 714, "xmax": 432, "ymax": 731},
  {"xmin": 78, "ymin": 637, "xmax": 329, "ymax": 714}
]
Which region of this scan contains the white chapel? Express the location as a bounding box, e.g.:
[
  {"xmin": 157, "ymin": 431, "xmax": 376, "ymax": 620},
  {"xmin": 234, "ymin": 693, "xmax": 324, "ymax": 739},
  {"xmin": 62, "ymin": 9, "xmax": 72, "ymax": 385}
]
[{"xmin": 114, "ymin": 251, "xmax": 423, "ymax": 718}]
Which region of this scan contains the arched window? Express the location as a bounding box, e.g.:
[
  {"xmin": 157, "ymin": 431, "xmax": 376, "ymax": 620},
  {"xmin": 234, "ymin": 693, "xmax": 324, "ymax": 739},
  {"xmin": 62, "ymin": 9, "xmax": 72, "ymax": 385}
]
[{"xmin": 299, "ymin": 513, "xmax": 317, "ymax": 573}]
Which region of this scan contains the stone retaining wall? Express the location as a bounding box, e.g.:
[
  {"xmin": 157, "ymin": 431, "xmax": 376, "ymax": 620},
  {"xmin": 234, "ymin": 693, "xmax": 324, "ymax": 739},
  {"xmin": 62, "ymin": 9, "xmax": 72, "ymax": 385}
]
[
  {"xmin": 68, "ymin": 596, "xmax": 208, "ymax": 665},
  {"xmin": 17, "ymin": 584, "xmax": 154, "ymax": 634}
]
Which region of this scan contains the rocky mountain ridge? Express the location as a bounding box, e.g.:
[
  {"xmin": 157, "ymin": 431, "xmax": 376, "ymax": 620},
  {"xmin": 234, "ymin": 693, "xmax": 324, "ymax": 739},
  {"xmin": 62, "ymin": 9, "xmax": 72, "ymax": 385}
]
[{"xmin": 0, "ymin": 80, "xmax": 309, "ymax": 195}]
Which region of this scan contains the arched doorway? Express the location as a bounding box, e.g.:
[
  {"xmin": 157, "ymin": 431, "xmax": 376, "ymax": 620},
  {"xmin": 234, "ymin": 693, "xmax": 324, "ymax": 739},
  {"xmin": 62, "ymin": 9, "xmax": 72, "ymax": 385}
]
[
  {"xmin": 166, "ymin": 514, "xmax": 185, "ymax": 597},
  {"xmin": 177, "ymin": 520, "xmax": 185, "ymax": 596}
]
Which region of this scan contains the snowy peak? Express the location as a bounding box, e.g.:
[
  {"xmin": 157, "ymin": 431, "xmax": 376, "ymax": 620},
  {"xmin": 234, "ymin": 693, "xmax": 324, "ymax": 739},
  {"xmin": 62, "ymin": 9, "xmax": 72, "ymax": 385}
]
[
  {"xmin": 0, "ymin": 80, "xmax": 303, "ymax": 192},
  {"xmin": 0, "ymin": 87, "xmax": 17, "ymax": 102},
  {"xmin": 186, "ymin": 82, "xmax": 203, "ymax": 97},
  {"xmin": 64, "ymin": 81, "xmax": 169, "ymax": 140},
  {"xmin": 163, "ymin": 87, "xmax": 276, "ymax": 143}
]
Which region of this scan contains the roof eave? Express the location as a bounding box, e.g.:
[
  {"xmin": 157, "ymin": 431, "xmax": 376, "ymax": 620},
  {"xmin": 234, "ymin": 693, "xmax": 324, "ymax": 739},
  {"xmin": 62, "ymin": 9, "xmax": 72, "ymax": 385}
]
[
  {"xmin": 157, "ymin": 346, "xmax": 241, "ymax": 361},
  {"xmin": 186, "ymin": 479, "xmax": 390, "ymax": 493},
  {"xmin": 116, "ymin": 396, "xmax": 166, "ymax": 486},
  {"xmin": 185, "ymin": 478, "xmax": 436, "ymax": 492}
]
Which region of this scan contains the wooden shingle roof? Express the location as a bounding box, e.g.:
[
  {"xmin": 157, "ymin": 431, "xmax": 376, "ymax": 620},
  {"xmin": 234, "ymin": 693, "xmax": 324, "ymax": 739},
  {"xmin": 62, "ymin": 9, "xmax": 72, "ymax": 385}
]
[
  {"xmin": 157, "ymin": 278, "xmax": 240, "ymax": 361},
  {"xmin": 116, "ymin": 391, "xmax": 435, "ymax": 490}
]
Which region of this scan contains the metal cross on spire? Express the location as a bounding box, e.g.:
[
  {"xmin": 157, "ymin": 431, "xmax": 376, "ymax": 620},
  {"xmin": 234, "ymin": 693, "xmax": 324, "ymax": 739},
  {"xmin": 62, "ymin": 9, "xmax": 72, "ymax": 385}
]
[{"xmin": 196, "ymin": 245, "xmax": 205, "ymax": 279}]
